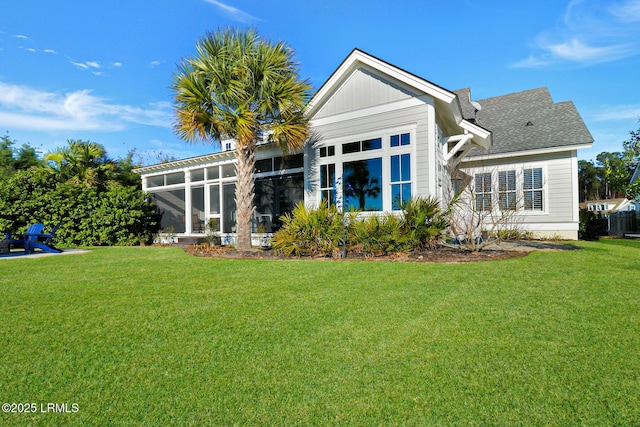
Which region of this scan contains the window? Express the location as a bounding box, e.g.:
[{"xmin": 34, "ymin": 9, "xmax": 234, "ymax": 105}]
[
  {"xmin": 147, "ymin": 172, "xmax": 184, "ymax": 187},
  {"xmin": 523, "ymin": 168, "xmax": 543, "ymax": 211},
  {"xmin": 320, "ymin": 163, "xmax": 336, "ymax": 205},
  {"xmin": 255, "ymin": 158, "xmax": 273, "ymax": 174},
  {"xmin": 344, "ymin": 158, "xmax": 383, "ymax": 211},
  {"xmin": 276, "ymin": 154, "xmax": 304, "ymax": 169},
  {"xmin": 191, "ymin": 169, "xmax": 205, "ymax": 182},
  {"xmin": 165, "ymin": 172, "xmax": 185, "ymax": 185},
  {"xmin": 147, "ymin": 175, "xmax": 164, "ymax": 188},
  {"xmin": 391, "ymin": 154, "xmax": 411, "ymax": 209},
  {"xmin": 207, "ymin": 166, "xmax": 219, "ymax": 180},
  {"xmin": 498, "ymin": 170, "xmax": 516, "ymax": 210},
  {"xmin": 475, "ymin": 173, "xmax": 492, "ymax": 211},
  {"xmin": 342, "ymin": 138, "xmax": 382, "ymax": 154},
  {"xmin": 390, "ymin": 133, "xmax": 410, "ymax": 147},
  {"xmin": 221, "ymin": 163, "xmax": 236, "ymax": 178},
  {"xmin": 319, "ymin": 146, "xmax": 335, "ymax": 158}
]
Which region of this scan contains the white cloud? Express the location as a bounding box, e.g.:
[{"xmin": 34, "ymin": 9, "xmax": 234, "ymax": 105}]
[
  {"xmin": 43, "ymin": 49, "xmax": 57, "ymax": 54},
  {"xmin": 71, "ymin": 61, "xmax": 90, "ymax": 70},
  {"xmin": 0, "ymin": 82, "xmax": 173, "ymax": 132},
  {"xmin": 593, "ymin": 104, "xmax": 640, "ymax": 121},
  {"xmin": 112, "ymin": 62, "xmax": 123, "ymax": 67},
  {"xmin": 202, "ymin": 0, "xmax": 259, "ymax": 23},
  {"xmin": 150, "ymin": 60, "xmax": 162, "ymax": 67},
  {"xmin": 544, "ymin": 38, "xmax": 634, "ymax": 62},
  {"xmin": 609, "ymin": 0, "xmax": 640, "ymax": 22},
  {"xmin": 512, "ymin": 0, "xmax": 640, "ymax": 68},
  {"xmin": 13, "ymin": 34, "xmax": 30, "ymax": 41}
]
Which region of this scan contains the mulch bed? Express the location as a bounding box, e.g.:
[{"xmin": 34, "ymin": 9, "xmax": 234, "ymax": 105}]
[{"xmin": 184, "ymin": 245, "xmax": 530, "ymax": 263}]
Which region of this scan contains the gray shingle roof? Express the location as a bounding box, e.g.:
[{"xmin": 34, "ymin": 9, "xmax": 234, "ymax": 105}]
[{"xmin": 454, "ymin": 87, "xmax": 593, "ymax": 157}]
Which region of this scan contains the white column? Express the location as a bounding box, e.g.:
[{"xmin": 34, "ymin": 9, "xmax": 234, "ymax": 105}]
[{"xmin": 184, "ymin": 170, "xmax": 191, "ymax": 235}]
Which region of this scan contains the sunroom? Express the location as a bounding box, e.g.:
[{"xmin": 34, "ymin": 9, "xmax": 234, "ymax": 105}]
[{"xmin": 136, "ymin": 146, "xmax": 304, "ymax": 241}]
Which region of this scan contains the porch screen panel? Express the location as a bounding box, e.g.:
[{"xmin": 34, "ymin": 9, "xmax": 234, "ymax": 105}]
[
  {"xmin": 209, "ymin": 184, "xmax": 220, "ymax": 214},
  {"xmin": 222, "ymin": 183, "xmax": 236, "ymax": 233},
  {"xmin": 191, "ymin": 187, "xmax": 205, "ymax": 233},
  {"xmin": 152, "ymin": 189, "xmax": 186, "ymax": 233}
]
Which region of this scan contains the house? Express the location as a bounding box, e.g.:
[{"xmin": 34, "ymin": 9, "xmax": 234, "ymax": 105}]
[
  {"xmin": 579, "ymin": 198, "xmax": 639, "ymax": 215},
  {"xmin": 135, "ymin": 49, "xmax": 593, "ymax": 242}
]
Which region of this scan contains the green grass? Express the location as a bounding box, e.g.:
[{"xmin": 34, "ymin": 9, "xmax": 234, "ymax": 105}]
[{"xmin": 1, "ymin": 240, "xmax": 639, "ymax": 426}]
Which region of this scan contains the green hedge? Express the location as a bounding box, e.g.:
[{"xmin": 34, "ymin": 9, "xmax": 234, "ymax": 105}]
[{"xmin": 0, "ymin": 168, "xmax": 158, "ymax": 246}]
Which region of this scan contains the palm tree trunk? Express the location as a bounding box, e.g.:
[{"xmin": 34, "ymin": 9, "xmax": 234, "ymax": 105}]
[{"xmin": 235, "ymin": 141, "xmax": 256, "ymax": 250}]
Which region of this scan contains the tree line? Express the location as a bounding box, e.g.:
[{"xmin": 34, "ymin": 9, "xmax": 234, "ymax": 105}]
[
  {"xmin": 0, "ymin": 134, "xmax": 159, "ymax": 246},
  {"xmin": 579, "ymin": 127, "xmax": 640, "ymax": 202}
]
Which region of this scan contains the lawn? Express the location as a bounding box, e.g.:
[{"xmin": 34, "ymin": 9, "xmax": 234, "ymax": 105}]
[{"xmin": 0, "ymin": 240, "xmax": 638, "ymax": 426}]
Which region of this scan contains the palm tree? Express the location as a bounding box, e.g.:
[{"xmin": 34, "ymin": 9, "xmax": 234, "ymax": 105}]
[
  {"xmin": 172, "ymin": 28, "xmax": 311, "ymax": 249},
  {"xmin": 45, "ymin": 140, "xmax": 117, "ymax": 187}
]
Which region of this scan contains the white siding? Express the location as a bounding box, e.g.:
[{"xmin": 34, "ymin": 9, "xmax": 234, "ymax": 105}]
[
  {"xmin": 314, "ymin": 67, "xmax": 416, "ymax": 119},
  {"xmin": 460, "ymin": 150, "xmax": 579, "ymax": 239}
]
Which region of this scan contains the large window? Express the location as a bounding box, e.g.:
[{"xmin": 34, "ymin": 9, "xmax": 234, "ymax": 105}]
[
  {"xmin": 524, "ymin": 168, "xmax": 543, "ymax": 211},
  {"xmin": 318, "ymin": 129, "xmax": 413, "ymax": 212},
  {"xmin": 391, "ymin": 153, "xmax": 411, "ymax": 210},
  {"xmin": 344, "ymin": 158, "xmax": 383, "ymax": 211},
  {"xmin": 498, "ymin": 170, "xmax": 516, "ymax": 211},
  {"xmin": 474, "ymin": 173, "xmax": 492, "ymax": 211}
]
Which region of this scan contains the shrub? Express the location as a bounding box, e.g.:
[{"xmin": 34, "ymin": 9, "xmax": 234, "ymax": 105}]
[
  {"xmin": 271, "ymin": 200, "xmax": 352, "ymax": 257},
  {"xmin": 495, "ymin": 229, "xmax": 534, "ymax": 241},
  {"xmin": 399, "ymin": 196, "xmax": 448, "ymax": 250},
  {"xmin": 272, "ymin": 196, "xmax": 449, "ymax": 257},
  {"xmin": 349, "ymin": 213, "xmax": 409, "ymax": 257},
  {"xmin": 579, "ymin": 209, "xmax": 607, "ymax": 240}
]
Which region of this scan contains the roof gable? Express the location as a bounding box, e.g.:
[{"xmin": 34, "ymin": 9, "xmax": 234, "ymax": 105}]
[
  {"xmin": 308, "ymin": 49, "xmax": 460, "ymax": 120},
  {"xmin": 313, "ymin": 66, "xmax": 416, "ymax": 119},
  {"xmin": 308, "ymin": 49, "xmax": 491, "ymax": 149}
]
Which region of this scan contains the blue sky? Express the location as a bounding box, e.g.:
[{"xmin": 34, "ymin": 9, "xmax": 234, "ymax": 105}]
[{"xmin": 1, "ymin": 0, "xmax": 639, "ymax": 164}]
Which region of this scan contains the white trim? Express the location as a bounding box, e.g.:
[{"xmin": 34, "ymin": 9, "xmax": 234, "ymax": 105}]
[
  {"xmin": 462, "ymin": 144, "xmax": 593, "ymax": 162},
  {"xmin": 307, "ymin": 49, "xmax": 457, "ymax": 116},
  {"xmin": 571, "ymin": 153, "xmax": 579, "ymax": 222},
  {"xmin": 310, "ymin": 96, "xmax": 430, "ymax": 127}
]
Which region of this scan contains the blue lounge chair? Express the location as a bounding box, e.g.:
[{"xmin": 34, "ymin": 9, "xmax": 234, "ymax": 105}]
[
  {"xmin": 24, "ymin": 223, "xmax": 62, "ymax": 254},
  {"xmin": 4, "ymin": 223, "xmax": 45, "ymax": 250}
]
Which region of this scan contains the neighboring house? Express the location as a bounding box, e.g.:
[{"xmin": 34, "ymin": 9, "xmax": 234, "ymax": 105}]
[
  {"xmin": 135, "ymin": 49, "xmax": 593, "ymax": 241},
  {"xmin": 580, "ymin": 198, "xmax": 639, "ymax": 215}
]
